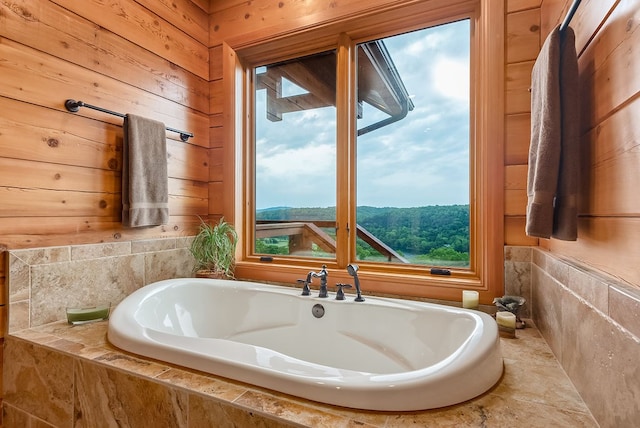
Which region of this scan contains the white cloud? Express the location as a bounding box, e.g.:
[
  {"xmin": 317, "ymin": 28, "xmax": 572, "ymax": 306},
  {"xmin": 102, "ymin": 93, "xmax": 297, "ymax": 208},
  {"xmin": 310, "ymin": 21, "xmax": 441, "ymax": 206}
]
[
  {"xmin": 432, "ymin": 57, "xmax": 469, "ymax": 102},
  {"xmin": 256, "ymin": 142, "xmax": 334, "ymax": 178}
]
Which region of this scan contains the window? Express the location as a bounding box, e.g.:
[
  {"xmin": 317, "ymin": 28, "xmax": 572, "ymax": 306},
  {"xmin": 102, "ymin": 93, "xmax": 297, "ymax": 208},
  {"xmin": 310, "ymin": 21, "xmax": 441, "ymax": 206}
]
[
  {"xmin": 355, "ymin": 22, "xmax": 470, "ymax": 268},
  {"xmin": 226, "ymin": 0, "xmax": 504, "ymax": 301},
  {"xmin": 253, "ymin": 22, "xmax": 471, "ymax": 268},
  {"xmin": 253, "ymin": 51, "xmax": 338, "ymax": 259}
]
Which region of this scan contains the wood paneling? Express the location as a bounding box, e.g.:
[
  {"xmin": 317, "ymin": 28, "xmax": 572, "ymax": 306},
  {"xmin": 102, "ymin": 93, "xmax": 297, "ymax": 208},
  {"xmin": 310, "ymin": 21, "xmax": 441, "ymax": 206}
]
[
  {"xmin": 505, "ymin": 164, "xmax": 528, "ymax": 189},
  {"xmin": 0, "ymin": 187, "xmax": 117, "ymax": 218},
  {"xmin": 167, "ymin": 140, "xmax": 210, "ymax": 181},
  {"xmin": 505, "ymin": 61, "xmax": 534, "ymax": 114},
  {"xmin": 568, "ymin": 0, "xmax": 618, "ymax": 55},
  {"xmin": 0, "ymin": 38, "xmax": 209, "ymax": 147},
  {"xmin": 0, "ymin": 158, "xmax": 120, "ymax": 193},
  {"xmin": 209, "ymin": 148, "xmax": 224, "ymax": 182},
  {"xmin": 506, "ymin": 8, "xmax": 541, "ymax": 63},
  {"xmin": 0, "ymin": 250, "xmax": 6, "ymax": 304},
  {"xmin": 507, "ymin": 0, "xmax": 542, "ymax": 13},
  {"xmin": 0, "ymin": 0, "xmax": 211, "ymax": 255},
  {"xmin": 210, "ymin": 0, "xmax": 479, "ymax": 48},
  {"xmin": 505, "ymin": 216, "xmax": 538, "ymax": 246},
  {"xmin": 504, "ymin": 190, "xmax": 528, "ymax": 217},
  {"xmin": 192, "ymin": 0, "xmax": 209, "ymax": 13},
  {"xmin": 0, "ymin": 0, "xmax": 209, "ymax": 114},
  {"xmin": 0, "ymin": 100, "xmax": 121, "ymax": 171},
  {"xmin": 210, "ymin": 126, "xmax": 224, "ymax": 148},
  {"xmin": 0, "ymin": 216, "xmax": 202, "ymax": 249},
  {"xmin": 549, "ymin": 217, "xmax": 640, "ymax": 287},
  {"xmin": 505, "ymin": 161, "xmax": 528, "ymax": 217},
  {"xmin": 210, "ymin": 113, "xmax": 224, "ymax": 129},
  {"xmin": 0, "ymin": 182, "xmax": 205, "ymax": 218},
  {"xmin": 51, "ymin": 0, "xmax": 209, "ymax": 79},
  {"xmin": 578, "ymin": 0, "xmax": 640, "ymax": 133},
  {"xmin": 210, "ymin": 45, "xmax": 224, "ymax": 81},
  {"xmin": 136, "ymin": 0, "xmax": 209, "ymax": 45},
  {"xmin": 505, "ymin": 113, "xmax": 531, "ymax": 165},
  {"xmin": 208, "ymin": 182, "xmax": 225, "ymax": 216},
  {"xmin": 579, "ymin": 96, "xmax": 640, "ymax": 216},
  {"xmin": 539, "ymin": 0, "xmax": 569, "ymax": 37},
  {"xmin": 210, "ymin": 79, "xmax": 224, "ymax": 115},
  {"xmin": 542, "ymin": 0, "xmax": 640, "ymax": 289},
  {"xmin": 503, "ymin": 2, "xmax": 541, "ymax": 244}
]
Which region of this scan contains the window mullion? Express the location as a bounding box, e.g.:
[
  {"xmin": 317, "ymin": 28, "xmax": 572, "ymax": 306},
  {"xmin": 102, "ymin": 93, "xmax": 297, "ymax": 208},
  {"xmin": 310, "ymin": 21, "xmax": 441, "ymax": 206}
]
[{"xmin": 335, "ymin": 33, "xmax": 355, "ymax": 269}]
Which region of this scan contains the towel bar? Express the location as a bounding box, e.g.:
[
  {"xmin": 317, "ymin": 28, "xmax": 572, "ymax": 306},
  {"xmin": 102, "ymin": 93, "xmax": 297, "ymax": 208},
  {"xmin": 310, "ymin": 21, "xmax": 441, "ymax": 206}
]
[
  {"xmin": 559, "ymin": 0, "xmax": 581, "ymax": 34},
  {"xmin": 64, "ymin": 99, "xmax": 193, "ymax": 142}
]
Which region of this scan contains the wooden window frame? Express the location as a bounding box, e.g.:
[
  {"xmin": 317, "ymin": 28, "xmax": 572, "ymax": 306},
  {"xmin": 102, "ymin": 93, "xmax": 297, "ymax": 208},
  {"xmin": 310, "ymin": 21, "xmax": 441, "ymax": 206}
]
[{"xmin": 221, "ymin": 0, "xmax": 504, "ymax": 304}]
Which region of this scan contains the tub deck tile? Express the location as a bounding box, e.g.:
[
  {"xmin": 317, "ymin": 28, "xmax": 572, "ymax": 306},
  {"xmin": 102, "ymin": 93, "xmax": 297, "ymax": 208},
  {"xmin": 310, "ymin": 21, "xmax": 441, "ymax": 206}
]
[
  {"xmin": 6, "ymin": 319, "xmax": 599, "ymax": 427},
  {"xmin": 157, "ymin": 367, "xmax": 249, "ymax": 402}
]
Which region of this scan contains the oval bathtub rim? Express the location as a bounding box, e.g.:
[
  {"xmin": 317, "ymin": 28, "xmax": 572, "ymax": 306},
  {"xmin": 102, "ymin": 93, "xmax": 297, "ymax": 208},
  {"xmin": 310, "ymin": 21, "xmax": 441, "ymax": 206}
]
[{"xmin": 107, "ymin": 278, "xmax": 504, "ymax": 411}]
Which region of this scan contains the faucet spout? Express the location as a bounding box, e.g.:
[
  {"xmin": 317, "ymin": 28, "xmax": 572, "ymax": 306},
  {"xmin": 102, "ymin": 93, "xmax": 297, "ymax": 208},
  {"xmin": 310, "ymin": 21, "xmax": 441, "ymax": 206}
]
[
  {"xmin": 347, "ymin": 264, "xmax": 365, "ymax": 302},
  {"xmin": 311, "ymin": 264, "xmax": 329, "ymax": 298}
]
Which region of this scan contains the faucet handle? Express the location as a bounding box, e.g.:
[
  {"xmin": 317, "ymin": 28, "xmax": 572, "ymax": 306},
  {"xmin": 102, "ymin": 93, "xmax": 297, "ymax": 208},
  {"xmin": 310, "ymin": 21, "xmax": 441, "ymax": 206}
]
[
  {"xmin": 335, "ymin": 283, "xmax": 352, "ymax": 300},
  {"xmin": 297, "ymin": 279, "xmax": 311, "ymax": 296}
]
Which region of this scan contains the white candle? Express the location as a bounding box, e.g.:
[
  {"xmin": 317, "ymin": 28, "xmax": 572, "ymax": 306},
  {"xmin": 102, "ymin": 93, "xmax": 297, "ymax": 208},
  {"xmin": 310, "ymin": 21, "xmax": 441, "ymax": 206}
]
[
  {"xmin": 462, "ymin": 290, "xmax": 479, "ymax": 309},
  {"xmin": 496, "ymin": 311, "xmax": 516, "ymax": 329}
]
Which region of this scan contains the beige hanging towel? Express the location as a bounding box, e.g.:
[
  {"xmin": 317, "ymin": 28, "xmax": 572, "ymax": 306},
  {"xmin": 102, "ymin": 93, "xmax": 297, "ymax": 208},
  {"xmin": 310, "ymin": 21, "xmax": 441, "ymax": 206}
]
[
  {"xmin": 122, "ymin": 114, "xmax": 169, "ymax": 227},
  {"xmin": 526, "ymin": 25, "xmax": 579, "ymax": 241}
]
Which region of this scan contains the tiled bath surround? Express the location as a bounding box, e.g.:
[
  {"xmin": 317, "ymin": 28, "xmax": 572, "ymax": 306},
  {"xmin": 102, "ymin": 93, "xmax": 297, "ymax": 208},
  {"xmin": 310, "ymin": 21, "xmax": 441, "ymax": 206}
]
[
  {"xmin": 4, "ymin": 319, "xmax": 597, "ymax": 427},
  {"xmin": 506, "ymin": 246, "xmax": 640, "ymax": 428},
  {"xmin": 3, "ymin": 240, "xmax": 636, "ymax": 426},
  {"xmin": 7, "ymin": 238, "xmax": 195, "ymax": 332}
]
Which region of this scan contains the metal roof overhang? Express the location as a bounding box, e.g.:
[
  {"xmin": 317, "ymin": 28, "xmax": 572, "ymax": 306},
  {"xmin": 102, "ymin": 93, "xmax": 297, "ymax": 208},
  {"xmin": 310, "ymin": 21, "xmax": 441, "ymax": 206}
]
[{"xmin": 256, "ymin": 41, "xmax": 414, "ymax": 135}]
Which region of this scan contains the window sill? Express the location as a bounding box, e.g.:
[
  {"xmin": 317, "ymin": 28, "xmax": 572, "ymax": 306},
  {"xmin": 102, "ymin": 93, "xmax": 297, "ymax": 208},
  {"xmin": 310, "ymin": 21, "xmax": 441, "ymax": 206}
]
[{"xmin": 235, "ymin": 260, "xmax": 498, "ymax": 304}]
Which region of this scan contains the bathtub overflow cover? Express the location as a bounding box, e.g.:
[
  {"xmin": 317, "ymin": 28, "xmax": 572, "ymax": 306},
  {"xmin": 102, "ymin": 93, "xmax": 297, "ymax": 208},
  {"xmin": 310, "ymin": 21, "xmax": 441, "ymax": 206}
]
[{"xmin": 312, "ymin": 304, "xmax": 325, "ymax": 318}]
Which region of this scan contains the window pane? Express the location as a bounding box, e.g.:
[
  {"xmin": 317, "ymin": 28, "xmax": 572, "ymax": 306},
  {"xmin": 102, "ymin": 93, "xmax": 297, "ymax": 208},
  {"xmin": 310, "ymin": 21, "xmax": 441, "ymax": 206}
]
[
  {"xmin": 355, "ymin": 21, "xmax": 471, "ymax": 268},
  {"xmin": 253, "ymin": 51, "xmax": 337, "ymax": 258}
]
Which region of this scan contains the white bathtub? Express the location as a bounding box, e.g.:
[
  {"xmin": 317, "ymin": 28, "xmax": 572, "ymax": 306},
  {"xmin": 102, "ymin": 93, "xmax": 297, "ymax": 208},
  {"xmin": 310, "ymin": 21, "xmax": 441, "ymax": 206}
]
[{"xmin": 108, "ymin": 278, "xmax": 503, "ymax": 411}]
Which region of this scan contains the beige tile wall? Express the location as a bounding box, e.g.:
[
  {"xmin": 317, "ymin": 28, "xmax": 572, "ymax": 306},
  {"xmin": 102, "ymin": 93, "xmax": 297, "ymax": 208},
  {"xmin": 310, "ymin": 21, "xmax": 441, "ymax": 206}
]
[
  {"xmin": 504, "ymin": 246, "xmax": 533, "ymax": 318},
  {"xmin": 7, "ymin": 238, "xmax": 195, "ymax": 332},
  {"xmin": 3, "ymin": 327, "xmax": 300, "ymax": 427},
  {"xmin": 6, "ymin": 242, "xmax": 638, "ymax": 427},
  {"xmin": 504, "ymin": 246, "xmax": 640, "ymax": 428}
]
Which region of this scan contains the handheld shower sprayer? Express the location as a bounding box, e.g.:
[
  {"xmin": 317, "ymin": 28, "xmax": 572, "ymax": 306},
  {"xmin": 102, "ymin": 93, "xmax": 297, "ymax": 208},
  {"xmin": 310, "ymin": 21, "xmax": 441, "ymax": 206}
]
[{"xmin": 347, "ymin": 264, "xmax": 365, "ymax": 302}]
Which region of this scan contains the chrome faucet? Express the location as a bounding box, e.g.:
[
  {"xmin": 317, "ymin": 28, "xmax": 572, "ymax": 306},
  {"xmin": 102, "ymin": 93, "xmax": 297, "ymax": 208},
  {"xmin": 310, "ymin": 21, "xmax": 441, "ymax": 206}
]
[
  {"xmin": 347, "ymin": 264, "xmax": 365, "ymax": 302},
  {"xmin": 311, "ymin": 264, "xmax": 329, "ymax": 298}
]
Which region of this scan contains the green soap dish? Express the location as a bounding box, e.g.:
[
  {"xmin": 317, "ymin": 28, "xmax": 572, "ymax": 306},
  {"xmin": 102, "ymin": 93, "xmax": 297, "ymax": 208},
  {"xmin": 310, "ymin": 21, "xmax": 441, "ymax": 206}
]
[{"xmin": 66, "ymin": 303, "xmax": 111, "ymax": 325}]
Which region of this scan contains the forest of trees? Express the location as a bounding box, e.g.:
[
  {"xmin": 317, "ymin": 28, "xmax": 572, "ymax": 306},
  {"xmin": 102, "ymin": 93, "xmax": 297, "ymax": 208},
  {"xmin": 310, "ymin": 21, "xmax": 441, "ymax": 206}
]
[{"xmin": 256, "ymin": 205, "xmax": 470, "ymax": 266}]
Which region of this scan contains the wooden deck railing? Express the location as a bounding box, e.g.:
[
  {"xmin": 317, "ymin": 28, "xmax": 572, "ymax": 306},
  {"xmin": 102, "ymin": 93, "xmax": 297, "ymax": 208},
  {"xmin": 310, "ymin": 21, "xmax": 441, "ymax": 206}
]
[{"xmin": 255, "ymin": 220, "xmax": 409, "ymax": 263}]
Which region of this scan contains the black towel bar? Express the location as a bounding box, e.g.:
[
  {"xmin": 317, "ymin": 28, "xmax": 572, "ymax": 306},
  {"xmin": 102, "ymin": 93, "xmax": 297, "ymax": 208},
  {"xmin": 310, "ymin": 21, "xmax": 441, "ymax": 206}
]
[
  {"xmin": 64, "ymin": 99, "xmax": 193, "ymax": 142},
  {"xmin": 559, "ymin": 0, "xmax": 581, "ymax": 34}
]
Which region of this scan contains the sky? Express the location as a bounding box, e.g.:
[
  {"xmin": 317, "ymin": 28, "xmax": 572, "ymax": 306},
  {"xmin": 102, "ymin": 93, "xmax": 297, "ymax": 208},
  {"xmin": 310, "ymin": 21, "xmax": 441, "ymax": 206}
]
[{"xmin": 254, "ymin": 20, "xmax": 470, "ymax": 209}]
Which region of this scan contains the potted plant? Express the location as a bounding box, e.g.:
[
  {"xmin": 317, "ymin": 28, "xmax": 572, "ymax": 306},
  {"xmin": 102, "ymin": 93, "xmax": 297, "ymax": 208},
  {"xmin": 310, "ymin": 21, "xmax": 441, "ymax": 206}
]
[{"xmin": 189, "ymin": 217, "xmax": 238, "ymax": 279}]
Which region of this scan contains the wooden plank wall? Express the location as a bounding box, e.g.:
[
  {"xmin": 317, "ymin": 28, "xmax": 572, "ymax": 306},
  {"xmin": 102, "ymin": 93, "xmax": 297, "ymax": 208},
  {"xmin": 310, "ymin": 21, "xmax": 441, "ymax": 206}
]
[
  {"xmin": 536, "ymin": 0, "xmax": 640, "ymax": 288},
  {"xmin": 504, "ymin": 0, "xmax": 542, "ymax": 246},
  {"xmin": 0, "ymin": 0, "xmax": 214, "ymax": 408},
  {"xmin": 0, "ymin": 1, "xmax": 217, "ymax": 245},
  {"xmin": 504, "ymin": 0, "xmax": 640, "ymax": 290},
  {"xmin": 0, "ymin": 0, "xmax": 213, "ymax": 254}
]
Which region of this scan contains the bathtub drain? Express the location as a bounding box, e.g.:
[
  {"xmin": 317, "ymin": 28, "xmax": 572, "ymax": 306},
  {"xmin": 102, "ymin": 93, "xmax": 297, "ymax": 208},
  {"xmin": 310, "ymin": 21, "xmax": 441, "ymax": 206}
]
[{"xmin": 312, "ymin": 304, "xmax": 325, "ymax": 318}]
